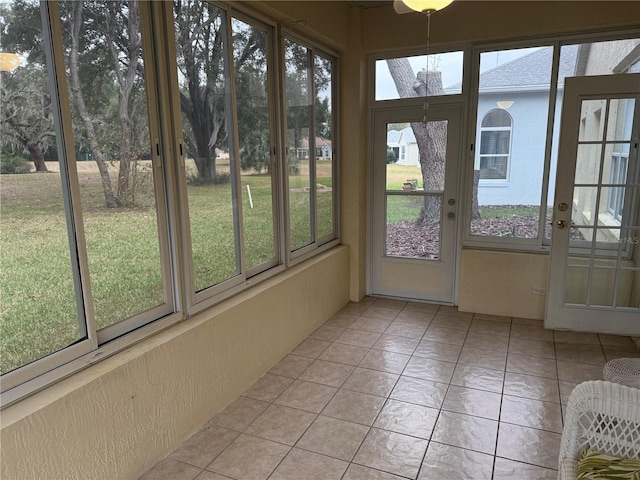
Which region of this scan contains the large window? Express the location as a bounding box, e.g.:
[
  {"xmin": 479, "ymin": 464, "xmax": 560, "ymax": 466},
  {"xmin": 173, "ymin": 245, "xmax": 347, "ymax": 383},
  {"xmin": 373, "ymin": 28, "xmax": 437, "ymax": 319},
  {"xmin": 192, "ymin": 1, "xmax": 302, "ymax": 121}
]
[
  {"xmin": 478, "ymin": 109, "xmax": 512, "ymax": 180},
  {"xmin": 0, "ymin": 0, "xmax": 338, "ymax": 404}
]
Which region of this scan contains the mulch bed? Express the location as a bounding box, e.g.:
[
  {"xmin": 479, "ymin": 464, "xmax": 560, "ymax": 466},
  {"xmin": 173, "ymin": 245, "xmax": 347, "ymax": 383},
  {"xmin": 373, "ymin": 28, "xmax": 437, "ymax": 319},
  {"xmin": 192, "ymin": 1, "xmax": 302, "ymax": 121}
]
[{"xmin": 386, "ymin": 208, "xmax": 583, "ymax": 259}]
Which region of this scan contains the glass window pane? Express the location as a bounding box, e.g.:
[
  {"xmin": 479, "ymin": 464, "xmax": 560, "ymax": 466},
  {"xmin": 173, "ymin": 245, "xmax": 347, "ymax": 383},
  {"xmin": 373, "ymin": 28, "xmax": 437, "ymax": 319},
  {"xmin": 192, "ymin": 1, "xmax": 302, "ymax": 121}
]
[
  {"xmin": 607, "ymin": 98, "xmax": 635, "ymax": 142},
  {"xmin": 578, "ymin": 100, "xmax": 606, "ymax": 141},
  {"xmin": 575, "ymin": 144, "xmax": 602, "ymax": 185},
  {"xmin": 315, "ymin": 54, "xmax": 334, "ymax": 240},
  {"xmin": 174, "ymin": 2, "xmax": 238, "ymax": 291},
  {"xmin": 375, "ymin": 51, "xmax": 464, "ymax": 101},
  {"xmin": 472, "ymin": 46, "xmax": 551, "ymax": 239},
  {"xmin": 59, "ymin": 0, "xmax": 165, "ymax": 328},
  {"xmin": 386, "ymin": 195, "xmax": 440, "ymax": 259},
  {"xmin": 285, "ymin": 39, "xmax": 312, "ymax": 251},
  {"xmin": 0, "ymin": 1, "xmax": 81, "ymax": 373},
  {"xmin": 233, "ymin": 18, "xmax": 276, "ymax": 268}
]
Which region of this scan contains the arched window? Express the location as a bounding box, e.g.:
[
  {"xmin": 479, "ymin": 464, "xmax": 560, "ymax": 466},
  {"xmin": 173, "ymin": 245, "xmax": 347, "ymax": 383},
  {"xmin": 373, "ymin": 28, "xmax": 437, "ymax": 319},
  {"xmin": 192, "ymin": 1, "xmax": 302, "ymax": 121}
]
[{"xmin": 479, "ymin": 109, "xmax": 512, "ymax": 180}]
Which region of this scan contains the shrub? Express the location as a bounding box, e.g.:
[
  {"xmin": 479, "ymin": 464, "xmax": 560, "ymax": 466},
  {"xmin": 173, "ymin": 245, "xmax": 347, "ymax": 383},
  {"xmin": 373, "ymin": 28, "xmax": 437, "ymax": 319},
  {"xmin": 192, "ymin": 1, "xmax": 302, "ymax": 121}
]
[
  {"xmin": 186, "ymin": 171, "xmax": 231, "ymax": 186},
  {"xmin": 0, "ymin": 155, "xmax": 31, "ymax": 174},
  {"xmin": 387, "ymin": 149, "xmax": 398, "ymax": 164}
]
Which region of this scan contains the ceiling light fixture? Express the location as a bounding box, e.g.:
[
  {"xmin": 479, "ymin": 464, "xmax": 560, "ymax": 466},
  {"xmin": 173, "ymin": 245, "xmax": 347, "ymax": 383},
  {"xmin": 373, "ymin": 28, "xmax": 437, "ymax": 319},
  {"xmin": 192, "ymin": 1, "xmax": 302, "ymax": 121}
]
[{"xmin": 399, "ymin": 1, "xmax": 454, "ymax": 121}]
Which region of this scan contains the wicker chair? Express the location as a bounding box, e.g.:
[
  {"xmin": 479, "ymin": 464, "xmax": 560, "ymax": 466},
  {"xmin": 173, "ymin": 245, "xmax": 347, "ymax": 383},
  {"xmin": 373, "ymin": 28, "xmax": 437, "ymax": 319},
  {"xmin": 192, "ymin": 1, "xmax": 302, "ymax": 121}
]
[{"xmin": 558, "ymin": 380, "xmax": 640, "ymax": 480}]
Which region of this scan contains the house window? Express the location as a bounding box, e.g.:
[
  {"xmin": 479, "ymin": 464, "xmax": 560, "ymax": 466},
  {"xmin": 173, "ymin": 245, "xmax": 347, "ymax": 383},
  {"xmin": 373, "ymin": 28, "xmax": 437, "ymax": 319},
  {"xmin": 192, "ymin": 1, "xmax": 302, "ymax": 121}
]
[
  {"xmin": 400, "ymin": 146, "xmax": 406, "ymax": 161},
  {"xmin": 607, "ymin": 155, "xmax": 628, "ymax": 222},
  {"xmin": 479, "ymin": 109, "xmax": 512, "ymax": 180},
  {"xmin": 0, "ymin": 0, "xmax": 339, "ymax": 405}
]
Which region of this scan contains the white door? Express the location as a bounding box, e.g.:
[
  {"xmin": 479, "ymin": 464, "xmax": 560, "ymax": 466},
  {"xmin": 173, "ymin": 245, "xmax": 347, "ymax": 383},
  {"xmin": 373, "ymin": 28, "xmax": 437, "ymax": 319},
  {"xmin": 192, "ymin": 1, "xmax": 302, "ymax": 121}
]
[
  {"xmin": 370, "ymin": 105, "xmax": 462, "ymax": 303},
  {"xmin": 546, "ymin": 74, "xmax": 640, "ymax": 335}
]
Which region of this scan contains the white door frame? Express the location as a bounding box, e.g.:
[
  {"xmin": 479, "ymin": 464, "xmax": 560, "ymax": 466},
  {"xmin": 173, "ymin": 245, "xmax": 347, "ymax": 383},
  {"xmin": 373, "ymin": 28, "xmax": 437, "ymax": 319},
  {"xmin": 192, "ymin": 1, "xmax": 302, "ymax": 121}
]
[
  {"xmin": 546, "ymin": 73, "xmax": 640, "ymax": 335},
  {"xmin": 369, "ymin": 104, "xmax": 463, "ymax": 303}
]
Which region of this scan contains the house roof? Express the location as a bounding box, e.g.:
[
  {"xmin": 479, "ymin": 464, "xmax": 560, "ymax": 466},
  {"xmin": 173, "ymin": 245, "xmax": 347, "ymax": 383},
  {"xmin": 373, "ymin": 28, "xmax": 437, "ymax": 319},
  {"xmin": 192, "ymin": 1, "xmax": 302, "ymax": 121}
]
[
  {"xmin": 299, "ymin": 137, "xmax": 332, "ymax": 148},
  {"xmin": 446, "ymin": 44, "xmax": 579, "ymax": 92},
  {"xmin": 387, "ymin": 129, "xmax": 401, "ymax": 146}
]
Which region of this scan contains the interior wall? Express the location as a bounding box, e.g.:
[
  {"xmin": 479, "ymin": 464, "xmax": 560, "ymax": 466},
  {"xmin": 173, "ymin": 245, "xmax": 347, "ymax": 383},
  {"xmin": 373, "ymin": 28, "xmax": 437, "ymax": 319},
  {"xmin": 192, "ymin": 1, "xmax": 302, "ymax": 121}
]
[{"xmin": 0, "ymin": 247, "xmax": 350, "ymax": 480}]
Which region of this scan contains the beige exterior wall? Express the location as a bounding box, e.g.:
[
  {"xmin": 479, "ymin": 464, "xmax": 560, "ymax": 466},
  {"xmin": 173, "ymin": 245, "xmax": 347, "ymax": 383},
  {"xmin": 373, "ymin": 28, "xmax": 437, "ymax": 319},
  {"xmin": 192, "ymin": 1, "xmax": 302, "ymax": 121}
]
[{"xmin": 1, "ymin": 247, "xmax": 350, "ymax": 480}]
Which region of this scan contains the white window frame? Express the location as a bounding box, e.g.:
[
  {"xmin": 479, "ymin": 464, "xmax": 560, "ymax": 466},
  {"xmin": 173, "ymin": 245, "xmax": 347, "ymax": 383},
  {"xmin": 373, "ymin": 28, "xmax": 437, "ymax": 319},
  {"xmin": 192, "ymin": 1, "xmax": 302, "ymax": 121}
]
[{"xmin": 477, "ymin": 109, "xmax": 513, "ymax": 183}]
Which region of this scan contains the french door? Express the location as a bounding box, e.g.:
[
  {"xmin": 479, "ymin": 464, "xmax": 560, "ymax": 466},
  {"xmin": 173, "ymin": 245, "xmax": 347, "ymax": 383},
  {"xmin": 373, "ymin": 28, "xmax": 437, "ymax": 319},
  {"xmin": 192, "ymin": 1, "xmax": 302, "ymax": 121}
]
[
  {"xmin": 546, "ymin": 74, "xmax": 640, "ymax": 335},
  {"xmin": 370, "ymin": 105, "xmax": 462, "ymax": 303}
]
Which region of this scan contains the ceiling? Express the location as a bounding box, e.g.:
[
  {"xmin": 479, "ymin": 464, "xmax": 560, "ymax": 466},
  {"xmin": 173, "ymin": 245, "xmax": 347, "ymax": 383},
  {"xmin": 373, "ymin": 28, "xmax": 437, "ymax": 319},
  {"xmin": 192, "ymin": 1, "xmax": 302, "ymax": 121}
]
[{"xmin": 344, "ymin": 1, "xmax": 394, "ymax": 9}]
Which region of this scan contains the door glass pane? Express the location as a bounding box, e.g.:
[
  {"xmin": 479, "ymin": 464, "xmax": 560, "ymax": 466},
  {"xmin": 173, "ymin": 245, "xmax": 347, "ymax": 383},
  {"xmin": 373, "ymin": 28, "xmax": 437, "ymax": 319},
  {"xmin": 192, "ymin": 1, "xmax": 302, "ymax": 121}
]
[
  {"xmin": 578, "ymin": 100, "xmax": 606, "ymax": 141},
  {"xmin": 572, "ymin": 186, "xmax": 598, "ymax": 226},
  {"xmin": 386, "ymin": 195, "xmax": 441, "ymax": 259},
  {"xmin": 471, "ymin": 46, "xmax": 552, "ymax": 239},
  {"xmin": 315, "ymin": 54, "xmax": 334, "ymax": 240},
  {"xmin": 606, "ymin": 98, "xmax": 635, "ymax": 142},
  {"xmin": 174, "ymin": 2, "xmax": 239, "ymax": 291},
  {"xmin": 59, "ymin": 0, "xmax": 165, "ymax": 328},
  {"xmin": 285, "ymin": 39, "xmax": 312, "ymax": 251},
  {"xmin": 0, "ymin": 1, "xmax": 81, "ymax": 373},
  {"xmin": 232, "ymin": 18, "xmax": 276, "ymax": 268},
  {"xmin": 575, "ymin": 145, "xmax": 602, "ymax": 185}
]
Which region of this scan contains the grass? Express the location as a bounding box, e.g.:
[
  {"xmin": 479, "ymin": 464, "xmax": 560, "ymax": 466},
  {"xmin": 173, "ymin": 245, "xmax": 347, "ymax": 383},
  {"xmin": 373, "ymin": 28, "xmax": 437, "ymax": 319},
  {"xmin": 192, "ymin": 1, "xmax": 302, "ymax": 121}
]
[{"xmin": 0, "ymin": 160, "xmax": 334, "ymax": 373}]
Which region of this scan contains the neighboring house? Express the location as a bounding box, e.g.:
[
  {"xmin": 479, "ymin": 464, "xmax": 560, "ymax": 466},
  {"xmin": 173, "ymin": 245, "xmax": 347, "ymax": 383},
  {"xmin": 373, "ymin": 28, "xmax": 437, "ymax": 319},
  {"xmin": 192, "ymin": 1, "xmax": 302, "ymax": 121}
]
[
  {"xmin": 296, "ymin": 137, "xmax": 332, "ymax": 160},
  {"xmin": 387, "ymin": 126, "xmax": 420, "ymax": 166}
]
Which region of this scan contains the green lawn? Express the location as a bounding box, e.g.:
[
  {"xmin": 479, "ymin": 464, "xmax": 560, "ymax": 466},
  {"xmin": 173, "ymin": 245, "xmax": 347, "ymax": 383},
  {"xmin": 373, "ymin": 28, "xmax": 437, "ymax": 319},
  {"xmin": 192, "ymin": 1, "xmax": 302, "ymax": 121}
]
[{"xmin": 0, "ymin": 161, "xmax": 334, "ymax": 374}]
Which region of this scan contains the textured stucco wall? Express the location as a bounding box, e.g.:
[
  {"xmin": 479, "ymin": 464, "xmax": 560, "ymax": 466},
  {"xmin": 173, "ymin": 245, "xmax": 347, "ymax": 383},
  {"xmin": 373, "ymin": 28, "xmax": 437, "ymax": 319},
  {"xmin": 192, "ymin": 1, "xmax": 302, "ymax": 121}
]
[{"xmin": 0, "ymin": 247, "xmax": 350, "ymax": 480}]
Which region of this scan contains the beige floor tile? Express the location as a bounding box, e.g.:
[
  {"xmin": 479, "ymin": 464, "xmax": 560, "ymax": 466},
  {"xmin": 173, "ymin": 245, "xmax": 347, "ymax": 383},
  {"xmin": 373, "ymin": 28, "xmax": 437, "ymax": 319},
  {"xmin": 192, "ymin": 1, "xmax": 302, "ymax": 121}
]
[
  {"xmin": 500, "ymin": 395, "xmax": 563, "ymax": 433},
  {"xmin": 170, "ymin": 425, "xmax": 239, "ymax": 468},
  {"xmin": 419, "ymin": 442, "xmax": 493, "ymax": 480},
  {"xmin": 309, "ymin": 325, "xmax": 346, "ymax": 342},
  {"xmin": 372, "ymin": 334, "xmax": 420, "ymax": 355},
  {"xmin": 269, "ymin": 448, "xmax": 348, "ymax": 480},
  {"xmin": 429, "ymin": 314, "xmax": 472, "ymax": 331},
  {"xmin": 296, "ymin": 415, "xmax": 369, "ymax": 461},
  {"xmin": 604, "ymin": 348, "xmax": 640, "ymax": 361},
  {"xmin": 353, "ymin": 428, "xmax": 428, "ymax": 478},
  {"xmin": 318, "ymin": 343, "xmax": 369, "ymax": 366},
  {"xmin": 496, "ymin": 423, "xmax": 561, "ymax": 470},
  {"xmin": 432, "ymin": 410, "xmax": 498, "ymax": 455},
  {"xmin": 463, "ymin": 331, "xmax": 509, "ymax": 352},
  {"xmin": 423, "ymin": 326, "xmax": 468, "ymax": 345},
  {"xmin": 361, "ymin": 305, "xmax": 401, "ymax": 321},
  {"xmin": 390, "ymin": 375, "xmax": 448, "ymax": 408},
  {"xmin": 598, "ymin": 333, "xmax": 638, "ymax": 351},
  {"xmin": 373, "ymin": 399, "xmax": 439, "ymax": 438},
  {"xmin": 383, "ymin": 321, "xmax": 428, "ymax": 339},
  {"xmin": 269, "ymin": 355, "xmax": 314, "ymax": 378},
  {"xmin": 244, "ymin": 404, "xmax": 316, "ymax": 445},
  {"xmin": 438, "ymin": 306, "xmax": 474, "ymax": 318},
  {"xmin": 403, "ymin": 302, "xmax": 441, "ymax": 314},
  {"xmin": 403, "ymin": 356, "xmax": 456, "ymax": 383},
  {"xmin": 555, "ymin": 343, "xmax": 606, "ymax": 366},
  {"xmin": 141, "ymin": 458, "xmax": 202, "ymax": 480},
  {"xmin": 506, "ymin": 353, "xmax": 557, "ymax": 379},
  {"xmin": 274, "ymin": 380, "xmax": 338, "ymax": 413},
  {"xmin": 343, "ymin": 464, "xmax": 407, "ymax": 479},
  {"xmin": 493, "ymin": 457, "xmax": 557, "ymax": 480},
  {"xmin": 472, "ymin": 313, "xmax": 511, "ymax": 323},
  {"xmin": 442, "ymin": 385, "xmax": 502, "ymax": 420},
  {"xmin": 511, "ymin": 317, "xmax": 545, "ymax": 327},
  {"xmin": 458, "ymin": 346, "xmax": 507, "ymax": 371},
  {"xmin": 321, "ymin": 389, "xmax": 386, "ymax": 426},
  {"xmin": 469, "ymin": 319, "xmax": 511, "ymax": 337},
  {"xmin": 207, "ymin": 434, "xmax": 290, "ymax": 480},
  {"xmin": 510, "ymin": 323, "xmax": 554, "ymax": 342},
  {"xmin": 342, "ymin": 367, "xmax": 400, "ymax": 397},
  {"xmin": 194, "ymin": 470, "xmax": 231, "ymax": 480},
  {"xmin": 324, "ymin": 314, "xmax": 358, "ymax": 328},
  {"xmin": 508, "ymin": 337, "xmax": 556, "ymax": 359},
  {"xmin": 349, "ymin": 316, "xmax": 393, "ymax": 333},
  {"xmin": 556, "ymin": 360, "xmax": 602, "ymax": 383},
  {"xmin": 335, "ymin": 329, "xmax": 382, "ymax": 348},
  {"xmin": 558, "ymin": 380, "xmax": 579, "ymax": 405},
  {"xmin": 450, "ymin": 364, "xmax": 504, "ymax": 393},
  {"xmin": 358, "ymin": 349, "xmax": 410, "ymax": 374},
  {"xmin": 372, "ymin": 298, "xmax": 408, "ymax": 310},
  {"xmin": 210, "ymin": 397, "xmax": 270, "ymax": 431},
  {"xmin": 413, "ymin": 340, "xmax": 462, "ymax": 363},
  {"xmin": 503, "ymin": 372, "xmax": 560, "ymax": 403},
  {"xmin": 291, "ymin": 338, "xmax": 332, "ymax": 359},
  {"xmin": 553, "ymin": 330, "xmax": 600, "ymax": 346},
  {"xmin": 394, "ymin": 310, "xmax": 434, "ymax": 325},
  {"xmin": 298, "ymin": 359, "xmax": 355, "ymax": 387},
  {"xmin": 338, "ymin": 303, "xmax": 371, "ymax": 316},
  {"xmin": 241, "ymin": 373, "xmax": 294, "ymax": 402}
]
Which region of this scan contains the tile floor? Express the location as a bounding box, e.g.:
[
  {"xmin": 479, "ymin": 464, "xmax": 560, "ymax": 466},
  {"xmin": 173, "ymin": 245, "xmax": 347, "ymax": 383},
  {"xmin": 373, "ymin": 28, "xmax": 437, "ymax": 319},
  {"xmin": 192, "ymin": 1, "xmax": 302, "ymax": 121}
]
[{"xmin": 141, "ymin": 297, "xmax": 639, "ymax": 480}]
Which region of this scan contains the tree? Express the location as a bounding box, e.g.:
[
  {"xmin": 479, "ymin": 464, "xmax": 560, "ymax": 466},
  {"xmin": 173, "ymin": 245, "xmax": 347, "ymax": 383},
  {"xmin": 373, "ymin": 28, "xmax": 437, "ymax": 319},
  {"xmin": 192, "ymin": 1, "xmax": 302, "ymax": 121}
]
[
  {"xmin": 386, "ymin": 58, "xmax": 480, "ymax": 224},
  {"xmin": 0, "ymin": 0, "xmax": 54, "ymax": 172}
]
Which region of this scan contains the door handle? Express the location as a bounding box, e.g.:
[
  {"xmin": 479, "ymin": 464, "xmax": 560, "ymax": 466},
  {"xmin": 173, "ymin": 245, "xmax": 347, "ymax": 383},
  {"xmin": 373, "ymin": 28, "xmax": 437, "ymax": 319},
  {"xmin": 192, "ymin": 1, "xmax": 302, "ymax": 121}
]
[
  {"xmin": 556, "ymin": 220, "xmax": 567, "ymax": 229},
  {"xmin": 447, "ymin": 212, "xmax": 455, "ymax": 220}
]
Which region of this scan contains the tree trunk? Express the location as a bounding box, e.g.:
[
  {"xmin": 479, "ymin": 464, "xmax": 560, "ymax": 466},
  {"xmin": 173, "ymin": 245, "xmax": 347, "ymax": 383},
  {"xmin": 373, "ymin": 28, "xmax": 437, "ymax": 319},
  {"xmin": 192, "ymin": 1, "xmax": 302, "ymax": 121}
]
[
  {"xmin": 27, "ymin": 144, "xmax": 48, "ymax": 172},
  {"xmin": 67, "ymin": 1, "xmax": 118, "ymax": 208}
]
